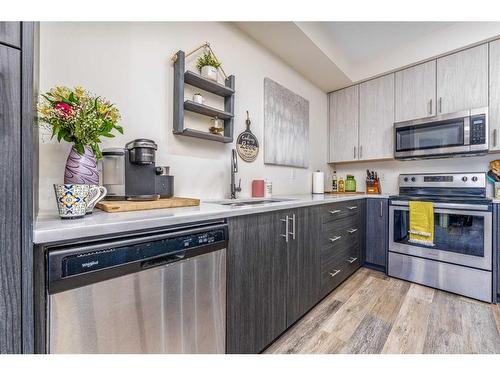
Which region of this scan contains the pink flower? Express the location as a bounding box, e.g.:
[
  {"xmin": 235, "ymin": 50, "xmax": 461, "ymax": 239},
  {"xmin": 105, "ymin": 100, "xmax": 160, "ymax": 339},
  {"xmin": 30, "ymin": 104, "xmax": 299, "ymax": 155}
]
[{"xmin": 54, "ymin": 102, "xmax": 73, "ymax": 116}]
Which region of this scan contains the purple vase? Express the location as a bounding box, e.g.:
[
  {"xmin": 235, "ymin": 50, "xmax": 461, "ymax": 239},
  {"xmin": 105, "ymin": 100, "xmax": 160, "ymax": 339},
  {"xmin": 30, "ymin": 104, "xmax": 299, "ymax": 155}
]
[{"xmin": 64, "ymin": 146, "xmax": 99, "ymax": 185}]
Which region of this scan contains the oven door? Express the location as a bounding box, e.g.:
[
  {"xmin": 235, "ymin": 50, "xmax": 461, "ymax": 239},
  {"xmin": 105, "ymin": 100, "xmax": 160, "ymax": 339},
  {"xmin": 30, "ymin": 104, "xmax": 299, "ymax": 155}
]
[
  {"xmin": 389, "ymin": 202, "xmax": 492, "ymax": 270},
  {"xmin": 394, "ymin": 111, "xmax": 470, "ymax": 159}
]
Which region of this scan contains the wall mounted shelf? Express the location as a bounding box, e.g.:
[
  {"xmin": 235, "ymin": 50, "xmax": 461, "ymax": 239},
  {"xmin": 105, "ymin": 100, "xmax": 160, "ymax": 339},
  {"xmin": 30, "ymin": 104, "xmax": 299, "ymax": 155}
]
[{"xmin": 173, "ymin": 50, "xmax": 235, "ymax": 142}]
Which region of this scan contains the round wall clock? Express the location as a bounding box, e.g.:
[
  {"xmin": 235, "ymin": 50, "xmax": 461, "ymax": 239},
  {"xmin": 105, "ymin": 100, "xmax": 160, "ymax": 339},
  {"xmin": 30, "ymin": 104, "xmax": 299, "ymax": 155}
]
[{"xmin": 236, "ymin": 111, "xmax": 259, "ymax": 162}]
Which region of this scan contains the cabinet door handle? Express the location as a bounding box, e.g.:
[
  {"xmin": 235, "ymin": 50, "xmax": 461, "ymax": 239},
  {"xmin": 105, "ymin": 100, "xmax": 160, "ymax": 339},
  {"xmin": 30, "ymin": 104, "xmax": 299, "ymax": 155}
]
[
  {"xmin": 346, "ymin": 228, "xmax": 358, "ymax": 234},
  {"xmin": 280, "ymin": 216, "xmax": 289, "ymax": 243},
  {"xmin": 360, "ymin": 145, "xmax": 363, "ymax": 159},
  {"xmin": 329, "ymin": 209, "xmax": 342, "ymax": 214},
  {"xmin": 429, "ymin": 98, "xmax": 433, "ymax": 115},
  {"xmin": 347, "ymin": 257, "xmax": 358, "ymax": 264},
  {"xmin": 380, "ymin": 200, "xmax": 383, "ymax": 217},
  {"xmin": 353, "ymin": 146, "xmax": 356, "ymax": 159},
  {"xmin": 439, "ymin": 97, "xmax": 442, "ymax": 113},
  {"xmin": 288, "ymin": 214, "xmax": 296, "ymax": 240},
  {"xmin": 494, "ymin": 129, "xmax": 497, "ymax": 148},
  {"xmin": 347, "ymin": 206, "xmax": 357, "ymax": 210},
  {"xmin": 329, "ymin": 270, "xmax": 341, "ymax": 277},
  {"xmin": 329, "ymin": 236, "xmax": 342, "ymax": 243}
]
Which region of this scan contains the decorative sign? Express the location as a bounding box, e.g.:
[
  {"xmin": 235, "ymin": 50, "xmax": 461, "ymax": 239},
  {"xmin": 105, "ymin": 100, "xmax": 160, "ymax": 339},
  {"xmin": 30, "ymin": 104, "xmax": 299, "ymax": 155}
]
[{"xmin": 236, "ymin": 111, "xmax": 259, "ymax": 162}]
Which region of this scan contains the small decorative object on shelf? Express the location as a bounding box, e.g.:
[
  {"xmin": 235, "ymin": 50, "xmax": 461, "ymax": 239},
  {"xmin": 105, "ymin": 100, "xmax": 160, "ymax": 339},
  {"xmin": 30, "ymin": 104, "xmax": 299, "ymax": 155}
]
[
  {"xmin": 196, "ymin": 51, "xmax": 221, "ymax": 82},
  {"xmin": 38, "ymin": 86, "xmax": 123, "ymax": 185},
  {"xmin": 172, "ymin": 43, "xmax": 235, "ymax": 143},
  {"xmin": 209, "ymin": 117, "xmax": 224, "ymax": 135},
  {"xmin": 193, "ymin": 93, "xmax": 204, "ymax": 104},
  {"xmin": 236, "ymin": 111, "xmax": 259, "ymax": 162}
]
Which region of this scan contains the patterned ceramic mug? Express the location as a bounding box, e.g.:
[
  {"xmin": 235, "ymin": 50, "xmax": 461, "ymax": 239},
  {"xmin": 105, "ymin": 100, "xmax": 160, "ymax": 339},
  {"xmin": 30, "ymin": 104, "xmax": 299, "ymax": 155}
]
[
  {"xmin": 53, "ymin": 184, "xmax": 104, "ymax": 219},
  {"xmin": 86, "ymin": 185, "xmax": 107, "ymax": 214}
]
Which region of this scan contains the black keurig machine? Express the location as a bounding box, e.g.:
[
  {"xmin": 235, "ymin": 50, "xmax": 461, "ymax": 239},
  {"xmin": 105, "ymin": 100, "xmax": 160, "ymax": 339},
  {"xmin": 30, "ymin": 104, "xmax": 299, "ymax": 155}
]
[{"xmin": 102, "ymin": 139, "xmax": 174, "ymax": 200}]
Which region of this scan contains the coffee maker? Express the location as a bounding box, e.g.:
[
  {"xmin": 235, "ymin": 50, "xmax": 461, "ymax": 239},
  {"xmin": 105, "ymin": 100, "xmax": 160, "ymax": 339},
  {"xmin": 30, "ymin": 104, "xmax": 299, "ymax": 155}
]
[{"xmin": 102, "ymin": 139, "xmax": 174, "ymax": 200}]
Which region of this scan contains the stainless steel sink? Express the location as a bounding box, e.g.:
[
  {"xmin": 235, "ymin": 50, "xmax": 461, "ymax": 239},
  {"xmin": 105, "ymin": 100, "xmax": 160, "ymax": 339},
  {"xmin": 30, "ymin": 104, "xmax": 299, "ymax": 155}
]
[{"xmin": 210, "ymin": 198, "xmax": 295, "ymax": 207}]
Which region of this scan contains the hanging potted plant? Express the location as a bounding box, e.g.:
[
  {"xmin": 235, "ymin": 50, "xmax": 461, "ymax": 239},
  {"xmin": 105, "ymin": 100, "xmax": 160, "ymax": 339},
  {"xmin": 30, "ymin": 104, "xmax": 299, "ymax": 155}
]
[
  {"xmin": 38, "ymin": 86, "xmax": 123, "ymax": 185},
  {"xmin": 196, "ymin": 51, "xmax": 221, "ymax": 82}
]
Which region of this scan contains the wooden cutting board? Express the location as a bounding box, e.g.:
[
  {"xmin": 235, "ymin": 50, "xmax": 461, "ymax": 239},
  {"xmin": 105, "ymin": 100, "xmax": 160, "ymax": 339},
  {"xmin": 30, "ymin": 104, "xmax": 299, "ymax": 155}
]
[{"xmin": 96, "ymin": 197, "xmax": 200, "ymax": 213}]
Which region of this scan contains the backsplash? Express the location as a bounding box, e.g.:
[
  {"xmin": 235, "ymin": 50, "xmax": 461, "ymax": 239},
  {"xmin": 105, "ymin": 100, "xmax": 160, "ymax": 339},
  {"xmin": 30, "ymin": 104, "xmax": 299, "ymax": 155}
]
[
  {"xmin": 331, "ymin": 153, "xmax": 500, "ymax": 196},
  {"xmin": 37, "ymin": 22, "xmax": 328, "ymax": 212}
]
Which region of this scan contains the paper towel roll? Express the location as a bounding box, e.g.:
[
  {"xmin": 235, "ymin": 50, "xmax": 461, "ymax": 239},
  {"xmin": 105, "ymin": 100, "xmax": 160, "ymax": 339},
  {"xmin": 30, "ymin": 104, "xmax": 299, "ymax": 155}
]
[{"xmin": 312, "ymin": 171, "xmax": 325, "ymax": 194}]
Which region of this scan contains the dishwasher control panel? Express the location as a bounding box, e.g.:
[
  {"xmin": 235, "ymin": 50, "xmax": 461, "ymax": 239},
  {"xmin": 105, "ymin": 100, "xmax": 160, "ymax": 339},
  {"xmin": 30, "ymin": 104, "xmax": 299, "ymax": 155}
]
[{"xmin": 53, "ymin": 226, "xmax": 227, "ymax": 280}]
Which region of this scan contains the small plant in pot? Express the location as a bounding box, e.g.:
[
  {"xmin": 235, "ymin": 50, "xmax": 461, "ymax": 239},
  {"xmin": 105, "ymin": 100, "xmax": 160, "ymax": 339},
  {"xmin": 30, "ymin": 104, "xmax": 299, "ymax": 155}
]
[
  {"xmin": 38, "ymin": 86, "xmax": 123, "ymax": 185},
  {"xmin": 196, "ymin": 51, "xmax": 221, "ymax": 82}
]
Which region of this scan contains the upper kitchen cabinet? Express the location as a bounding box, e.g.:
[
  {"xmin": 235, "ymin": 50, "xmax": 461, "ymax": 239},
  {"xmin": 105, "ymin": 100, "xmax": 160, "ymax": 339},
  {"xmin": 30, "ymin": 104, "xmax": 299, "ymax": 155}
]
[
  {"xmin": 358, "ymin": 74, "xmax": 395, "ymax": 160},
  {"xmin": 436, "ymin": 44, "xmax": 488, "ymax": 115},
  {"xmin": 329, "ymin": 85, "xmax": 359, "ymax": 163},
  {"xmin": 395, "ymin": 60, "xmax": 436, "ymax": 122},
  {"xmin": 489, "ymin": 39, "xmax": 500, "ymax": 151},
  {"xmin": 0, "ymin": 22, "xmax": 21, "ymax": 48}
]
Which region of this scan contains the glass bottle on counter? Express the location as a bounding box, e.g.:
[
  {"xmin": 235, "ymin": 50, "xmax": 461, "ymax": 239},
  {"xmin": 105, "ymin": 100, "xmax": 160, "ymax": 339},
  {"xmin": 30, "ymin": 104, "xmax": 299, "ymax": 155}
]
[
  {"xmin": 332, "ymin": 170, "xmax": 338, "ymax": 192},
  {"xmin": 345, "ymin": 175, "xmax": 356, "ymax": 192},
  {"xmin": 338, "ymin": 177, "xmax": 345, "ymax": 193}
]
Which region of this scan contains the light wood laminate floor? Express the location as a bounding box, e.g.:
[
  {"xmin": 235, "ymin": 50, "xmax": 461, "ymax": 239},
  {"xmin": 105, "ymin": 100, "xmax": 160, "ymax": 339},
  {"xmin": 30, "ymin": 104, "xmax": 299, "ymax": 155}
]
[{"xmin": 266, "ymin": 267, "xmax": 500, "ymax": 354}]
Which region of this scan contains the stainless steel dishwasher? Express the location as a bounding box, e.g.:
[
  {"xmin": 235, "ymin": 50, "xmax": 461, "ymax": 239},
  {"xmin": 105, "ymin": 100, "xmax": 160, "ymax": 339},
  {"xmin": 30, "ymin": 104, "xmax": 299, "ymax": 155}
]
[{"xmin": 46, "ymin": 221, "xmax": 227, "ymax": 354}]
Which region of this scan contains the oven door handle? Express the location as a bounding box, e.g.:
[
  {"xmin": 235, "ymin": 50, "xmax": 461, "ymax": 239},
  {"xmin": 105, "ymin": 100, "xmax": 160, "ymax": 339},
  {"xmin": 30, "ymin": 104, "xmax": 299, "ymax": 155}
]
[{"xmin": 390, "ymin": 200, "xmax": 490, "ymax": 212}]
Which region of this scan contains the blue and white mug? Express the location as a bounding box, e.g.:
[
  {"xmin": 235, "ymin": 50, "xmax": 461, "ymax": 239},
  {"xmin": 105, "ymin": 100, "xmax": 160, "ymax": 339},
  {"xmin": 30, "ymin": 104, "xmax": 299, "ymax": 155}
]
[{"xmin": 53, "ymin": 184, "xmax": 104, "ymax": 219}]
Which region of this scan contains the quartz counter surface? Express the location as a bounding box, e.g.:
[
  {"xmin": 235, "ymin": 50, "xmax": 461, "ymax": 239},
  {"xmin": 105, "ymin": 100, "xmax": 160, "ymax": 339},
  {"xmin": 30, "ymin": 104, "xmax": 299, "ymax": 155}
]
[{"xmin": 34, "ymin": 193, "xmax": 391, "ymax": 244}]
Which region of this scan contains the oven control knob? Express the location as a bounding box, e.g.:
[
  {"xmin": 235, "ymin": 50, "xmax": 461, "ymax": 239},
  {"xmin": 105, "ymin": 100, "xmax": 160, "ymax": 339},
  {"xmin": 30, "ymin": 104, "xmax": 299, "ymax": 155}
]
[
  {"xmin": 411, "ymin": 177, "xmax": 416, "ymax": 182},
  {"xmin": 462, "ymin": 176, "xmax": 468, "ymax": 182},
  {"xmin": 404, "ymin": 177, "xmax": 409, "ymax": 182},
  {"xmin": 472, "ymin": 176, "xmax": 478, "ymax": 182}
]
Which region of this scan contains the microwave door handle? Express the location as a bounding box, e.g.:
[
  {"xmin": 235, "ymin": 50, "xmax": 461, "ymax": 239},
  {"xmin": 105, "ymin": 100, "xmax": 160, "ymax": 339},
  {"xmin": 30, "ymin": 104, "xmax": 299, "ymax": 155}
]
[{"xmin": 464, "ymin": 116, "xmax": 471, "ymax": 145}]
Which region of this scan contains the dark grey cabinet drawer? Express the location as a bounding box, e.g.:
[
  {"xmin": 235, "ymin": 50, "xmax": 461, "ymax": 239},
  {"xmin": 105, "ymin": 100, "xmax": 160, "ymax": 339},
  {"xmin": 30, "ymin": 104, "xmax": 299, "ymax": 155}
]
[
  {"xmin": 321, "ymin": 199, "xmax": 362, "ymax": 223},
  {"xmin": 0, "ymin": 22, "xmax": 21, "ymax": 48},
  {"xmin": 365, "ymin": 198, "xmax": 388, "ymax": 270},
  {"xmin": 321, "ymin": 215, "xmax": 361, "ymax": 250},
  {"xmin": 320, "ymin": 242, "xmax": 361, "ymax": 297}
]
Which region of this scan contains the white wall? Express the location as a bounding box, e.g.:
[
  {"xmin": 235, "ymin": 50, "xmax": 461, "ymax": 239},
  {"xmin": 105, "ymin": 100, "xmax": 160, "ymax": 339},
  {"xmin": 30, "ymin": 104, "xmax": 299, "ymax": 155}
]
[
  {"xmin": 332, "ymin": 153, "xmax": 500, "ymax": 197},
  {"xmin": 38, "ymin": 22, "xmax": 328, "ymax": 212}
]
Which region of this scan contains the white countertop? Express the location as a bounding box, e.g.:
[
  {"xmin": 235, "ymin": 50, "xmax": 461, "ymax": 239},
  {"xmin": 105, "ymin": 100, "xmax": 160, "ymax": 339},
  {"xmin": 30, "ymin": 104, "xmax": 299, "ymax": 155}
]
[{"xmin": 34, "ymin": 193, "xmax": 391, "ymax": 244}]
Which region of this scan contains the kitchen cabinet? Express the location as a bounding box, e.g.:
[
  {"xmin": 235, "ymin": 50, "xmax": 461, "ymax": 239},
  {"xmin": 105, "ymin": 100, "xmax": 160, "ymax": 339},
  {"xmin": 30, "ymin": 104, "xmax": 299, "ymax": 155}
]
[
  {"xmin": 329, "ymin": 85, "xmax": 359, "ymax": 163},
  {"xmin": 319, "ymin": 200, "xmax": 364, "ymax": 298},
  {"xmin": 489, "ymin": 39, "xmax": 500, "ymax": 151},
  {"xmin": 359, "ymin": 74, "xmax": 395, "ymax": 160},
  {"xmin": 395, "ymin": 60, "xmax": 436, "ymax": 122},
  {"xmin": 227, "ymin": 206, "xmax": 321, "ymax": 353},
  {"xmin": 0, "ymin": 43, "xmax": 21, "ymax": 354},
  {"xmin": 436, "ymin": 44, "xmax": 488, "ymax": 115},
  {"xmin": 286, "ymin": 206, "xmax": 320, "ymax": 327},
  {"xmin": 227, "ymin": 210, "xmax": 287, "ymax": 354},
  {"xmin": 364, "ymin": 198, "xmax": 388, "ymax": 271},
  {"xmin": 0, "ymin": 22, "xmax": 21, "ymax": 48}
]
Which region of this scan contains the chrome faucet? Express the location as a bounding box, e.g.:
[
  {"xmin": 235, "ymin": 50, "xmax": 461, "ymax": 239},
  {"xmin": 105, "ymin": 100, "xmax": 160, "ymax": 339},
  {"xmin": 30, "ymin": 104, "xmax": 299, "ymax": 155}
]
[{"xmin": 230, "ymin": 149, "xmax": 241, "ymax": 199}]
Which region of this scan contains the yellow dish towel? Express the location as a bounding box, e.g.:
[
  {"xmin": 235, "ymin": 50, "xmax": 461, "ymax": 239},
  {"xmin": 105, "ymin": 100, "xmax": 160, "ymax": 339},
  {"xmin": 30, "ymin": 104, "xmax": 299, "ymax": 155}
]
[{"xmin": 408, "ymin": 201, "xmax": 434, "ymax": 246}]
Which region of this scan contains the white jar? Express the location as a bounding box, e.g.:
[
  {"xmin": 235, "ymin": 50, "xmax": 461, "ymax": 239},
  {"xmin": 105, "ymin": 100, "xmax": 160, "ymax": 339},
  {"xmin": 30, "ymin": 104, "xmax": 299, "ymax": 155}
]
[
  {"xmin": 193, "ymin": 93, "xmax": 204, "ymax": 104},
  {"xmin": 264, "ymin": 179, "xmax": 272, "ymax": 198},
  {"xmin": 201, "ymin": 65, "xmax": 218, "ymax": 82}
]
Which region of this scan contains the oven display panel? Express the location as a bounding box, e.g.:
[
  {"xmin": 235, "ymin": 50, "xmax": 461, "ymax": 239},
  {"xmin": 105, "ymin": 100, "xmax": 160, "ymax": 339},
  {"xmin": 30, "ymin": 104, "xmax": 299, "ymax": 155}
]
[{"xmin": 423, "ymin": 176, "xmax": 453, "ymax": 182}]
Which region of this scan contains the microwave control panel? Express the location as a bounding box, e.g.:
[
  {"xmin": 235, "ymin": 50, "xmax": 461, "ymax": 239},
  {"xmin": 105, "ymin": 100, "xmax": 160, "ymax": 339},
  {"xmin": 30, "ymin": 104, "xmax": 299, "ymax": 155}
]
[{"xmin": 470, "ymin": 114, "xmax": 486, "ymax": 145}]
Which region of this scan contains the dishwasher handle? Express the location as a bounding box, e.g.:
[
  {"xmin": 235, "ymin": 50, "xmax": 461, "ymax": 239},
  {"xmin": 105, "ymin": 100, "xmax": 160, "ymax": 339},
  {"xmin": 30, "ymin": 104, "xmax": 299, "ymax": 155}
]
[{"xmin": 141, "ymin": 250, "xmax": 185, "ymax": 269}]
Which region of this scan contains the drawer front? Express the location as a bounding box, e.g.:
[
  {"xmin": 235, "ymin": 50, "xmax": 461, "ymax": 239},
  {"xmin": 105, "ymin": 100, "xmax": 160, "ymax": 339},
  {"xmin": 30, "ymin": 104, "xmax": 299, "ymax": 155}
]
[
  {"xmin": 321, "ymin": 215, "xmax": 361, "ymax": 250},
  {"xmin": 320, "ymin": 242, "xmax": 362, "ymax": 297},
  {"xmin": 321, "ymin": 200, "xmax": 362, "ymax": 224}
]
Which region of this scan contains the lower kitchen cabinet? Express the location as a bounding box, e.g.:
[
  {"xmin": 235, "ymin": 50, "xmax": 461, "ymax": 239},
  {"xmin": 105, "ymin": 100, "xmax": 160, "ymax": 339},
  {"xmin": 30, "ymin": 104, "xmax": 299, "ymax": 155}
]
[
  {"xmin": 226, "ymin": 210, "xmax": 287, "ymax": 354},
  {"xmin": 226, "ymin": 206, "xmax": 321, "ymax": 353},
  {"xmin": 286, "ymin": 206, "xmax": 320, "ymax": 327},
  {"xmin": 319, "ymin": 200, "xmax": 364, "ymax": 298},
  {"xmin": 364, "ymin": 198, "xmax": 388, "ymax": 271}
]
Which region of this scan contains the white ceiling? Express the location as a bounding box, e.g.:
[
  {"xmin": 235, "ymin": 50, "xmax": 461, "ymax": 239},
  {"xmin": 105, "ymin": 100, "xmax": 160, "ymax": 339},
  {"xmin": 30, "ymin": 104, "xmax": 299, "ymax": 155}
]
[
  {"xmin": 234, "ymin": 21, "xmax": 500, "ymax": 92},
  {"xmin": 321, "ymin": 22, "xmax": 455, "ymax": 64}
]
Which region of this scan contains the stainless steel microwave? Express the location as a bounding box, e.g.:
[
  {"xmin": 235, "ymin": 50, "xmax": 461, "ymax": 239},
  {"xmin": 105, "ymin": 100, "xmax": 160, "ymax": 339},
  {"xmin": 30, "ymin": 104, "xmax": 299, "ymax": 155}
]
[{"xmin": 394, "ymin": 108, "xmax": 488, "ymax": 160}]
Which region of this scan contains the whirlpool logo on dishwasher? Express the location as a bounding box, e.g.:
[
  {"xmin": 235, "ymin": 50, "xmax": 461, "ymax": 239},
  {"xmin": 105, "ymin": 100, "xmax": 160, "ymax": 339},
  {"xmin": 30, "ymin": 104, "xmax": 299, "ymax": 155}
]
[{"xmin": 82, "ymin": 260, "xmax": 99, "ymax": 268}]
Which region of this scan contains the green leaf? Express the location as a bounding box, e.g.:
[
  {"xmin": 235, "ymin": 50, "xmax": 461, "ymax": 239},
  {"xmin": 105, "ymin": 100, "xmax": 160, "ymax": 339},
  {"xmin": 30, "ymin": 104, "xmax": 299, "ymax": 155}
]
[
  {"xmin": 101, "ymin": 132, "xmax": 115, "ymax": 138},
  {"xmin": 57, "ymin": 128, "xmax": 68, "ymax": 142},
  {"xmin": 115, "ymin": 125, "xmax": 124, "ymax": 134},
  {"xmin": 74, "ymin": 143, "xmax": 85, "ymax": 155}
]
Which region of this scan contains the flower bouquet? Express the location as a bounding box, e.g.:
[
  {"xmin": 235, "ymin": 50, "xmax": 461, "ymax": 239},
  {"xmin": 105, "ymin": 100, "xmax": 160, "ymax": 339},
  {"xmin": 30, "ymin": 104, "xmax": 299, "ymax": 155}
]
[{"xmin": 38, "ymin": 86, "xmax": 123, "ymax": 185}]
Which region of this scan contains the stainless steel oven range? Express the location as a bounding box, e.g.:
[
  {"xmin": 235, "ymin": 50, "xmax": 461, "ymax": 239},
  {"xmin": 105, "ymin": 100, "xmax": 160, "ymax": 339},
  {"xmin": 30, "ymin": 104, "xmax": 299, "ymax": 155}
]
[{"xmin": 388, "ymin": 172, "xmax": 493, "ymax": 302}]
